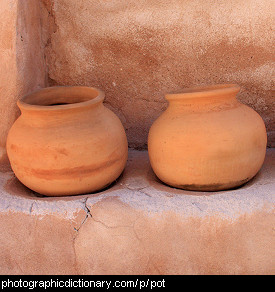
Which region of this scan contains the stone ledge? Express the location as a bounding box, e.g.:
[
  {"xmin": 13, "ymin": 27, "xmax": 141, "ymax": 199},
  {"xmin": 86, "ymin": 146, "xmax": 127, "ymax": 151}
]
[{"xmin": 0, "ymin": 149, "xmax": 274, "ymax": 275}]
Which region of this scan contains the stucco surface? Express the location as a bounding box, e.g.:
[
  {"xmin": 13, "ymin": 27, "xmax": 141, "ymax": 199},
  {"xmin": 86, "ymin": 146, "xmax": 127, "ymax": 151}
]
[
  {"xmin": 0, "ymin": 0, "xmax": 46, "ymax": 165},
  {"xmin": 0, "ymin": 1, "xmax": 274, "ymax": 276},
  {"xmin": 0, "ymin": 0, "xmax": 18, "ymax": 165},
  {"xmin": 44, "ymin": 0, "xmax": 275, "ymax": 148},
  {"xmin": 0, "ymin": 149, "xmax": 274, "ymax": 275}
]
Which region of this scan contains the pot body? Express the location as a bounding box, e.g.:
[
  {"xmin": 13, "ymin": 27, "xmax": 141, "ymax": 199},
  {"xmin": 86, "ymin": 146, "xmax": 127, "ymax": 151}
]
[
  {"xmin": 7, "ymin": 86, "xmax": 128, "ymax": 196},
  {"xmin": 148, "ymin": 84, "xmax": 267, "ymax": 191}
]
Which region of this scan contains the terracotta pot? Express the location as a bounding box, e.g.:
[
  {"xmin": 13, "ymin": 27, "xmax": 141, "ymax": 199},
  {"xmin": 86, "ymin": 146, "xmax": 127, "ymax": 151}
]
[
  {"xmin": 7, "ymin": 86, "xmax": 128, "ymax": 196},
  {"xmin": 148, "ymin": 84, "xmax": 267, "ymax": 191}
]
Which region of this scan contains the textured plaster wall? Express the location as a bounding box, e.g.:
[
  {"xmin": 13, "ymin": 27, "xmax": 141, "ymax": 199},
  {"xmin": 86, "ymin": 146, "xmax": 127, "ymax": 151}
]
[
  {"xmin": 0, "ymin": 149, "xmax": 274, "ymax": 275},
  {"xmin": 0, "ymin": 0, "xmax": 17, "ymax": 164},
  {"xmin": 0, "ymin": 1, "xmax": 274, "ymax": 276},
  {"xmin": 44, "ymin": 0, "xmax": 275, "ymax": 149},
  {"xmin": 0, "ymin": 0, "xmax": 46, "ymax": 166},
  {"xmin": 0, "ymin": 0, "xmax": 274, "ymax": 163}
]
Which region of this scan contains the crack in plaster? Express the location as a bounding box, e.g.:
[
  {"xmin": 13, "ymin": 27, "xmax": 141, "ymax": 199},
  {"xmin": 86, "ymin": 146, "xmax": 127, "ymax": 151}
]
[
  {"xmin": 122, "ymin": 183, "xmax": 153, "ymax": 198},
  {"xmin": 192, "ymin": 202, "xmax": 203, "ymax": 212},
  {"xmin": 71, "ymin": 200, "xmax": 159, "ymax": 274},
  {"xmin": 90, "ymin": 216, "xmax": 135, "ymax": 230},
  {"xmin": 71, "ymin": 189, "xmax": 162, "ymax": 274},
  {"xmin": 29, "ymin": 202, "xmax": 34, "ymax": 214},
  {"xmin": 70, "ymin": 197, "xmax": 93, "ymax": 274},
  {"xmin": 67, "ymin": 188, "xmax": 160, "ymax": 273},
  {"xmin": 73, "ymin": 197, "xmax": 92, "ymax": 233}
]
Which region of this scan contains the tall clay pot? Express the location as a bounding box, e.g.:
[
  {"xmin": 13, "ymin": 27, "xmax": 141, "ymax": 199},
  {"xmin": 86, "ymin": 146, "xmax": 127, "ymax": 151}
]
[
  {"xmin": 148, "ymin": 84, "xmax": 267, "ymax": 191},
  {"xmin": 7, "ymin": 86, "xmax": 128, "ymax": 196}
]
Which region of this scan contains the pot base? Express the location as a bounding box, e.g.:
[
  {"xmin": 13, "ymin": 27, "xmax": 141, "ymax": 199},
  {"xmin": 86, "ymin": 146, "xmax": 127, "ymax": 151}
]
[{"xmin": 164, "ymin": 177, "xmax": 252, "ymax": 192}]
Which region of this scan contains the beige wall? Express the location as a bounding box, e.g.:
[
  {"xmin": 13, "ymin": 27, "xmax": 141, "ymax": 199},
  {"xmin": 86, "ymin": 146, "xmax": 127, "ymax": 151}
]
[
  {"xmin": 0, "ymin": 0, "xmax": 274, "ymax": 166},
  {"xmin": 0, "ymin": 0, "xmax": 47, "ymax": 165},
  {"xmin": 0, "ymin": 0, "xmax": 18, "ymax": 164},
  {"xmin": 44, "ymin": 0, "xmax": 274, "ymax": 148}
]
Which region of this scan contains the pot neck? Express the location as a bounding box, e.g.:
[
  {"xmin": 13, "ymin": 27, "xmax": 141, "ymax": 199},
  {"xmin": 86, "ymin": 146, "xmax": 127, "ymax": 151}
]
[
  {"xmin": 17, "ymin": 86, "xmax": 105, "ymax": 124},
  {"xmin": 165, "ymin": 84, "xmax": 240, "ymax": 112}
]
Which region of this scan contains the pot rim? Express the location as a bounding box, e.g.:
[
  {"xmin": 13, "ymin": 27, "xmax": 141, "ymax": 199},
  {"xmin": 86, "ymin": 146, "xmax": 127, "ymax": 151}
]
[
  {"xmin": 165, "ymin": 83, "xmax": 241, "ymax": 100},
  {"xmin": 17, "ymin": 86, "xmax": 105, "ymax": 111}
]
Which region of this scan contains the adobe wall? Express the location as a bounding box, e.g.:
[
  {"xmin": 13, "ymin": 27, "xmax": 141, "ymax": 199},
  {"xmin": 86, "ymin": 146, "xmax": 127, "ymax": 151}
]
[
  {"xmin": 0, "ymin": 0, "xmax": 274, "ymax": 166},
  {"xmin": 0, "ymin": 0, "xmax": 18, "ymax": 165},
  {"xmin": 44, "ymin": 0, "xmax": 274, "ymax": 149},
  {"xmin": 0, "ymin": 2, "xmax": 274, "ymax": 275},
  {"xmin": 0, "ymin": 149, "xmax": 274, "ymax": 275},
  {"xmin": 0, "ymin": 0, "xmax": 47, "ymax": 166}
]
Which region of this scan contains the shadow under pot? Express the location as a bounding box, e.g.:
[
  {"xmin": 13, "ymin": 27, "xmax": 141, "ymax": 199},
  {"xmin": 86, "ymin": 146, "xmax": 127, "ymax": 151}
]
[
  {"xmin": 7, "ymin": 86, "xmax": 128, "ymax": 196},
  {"xmin": 148, "ymin": 84, "xmax": 267, "ymax": 191}
]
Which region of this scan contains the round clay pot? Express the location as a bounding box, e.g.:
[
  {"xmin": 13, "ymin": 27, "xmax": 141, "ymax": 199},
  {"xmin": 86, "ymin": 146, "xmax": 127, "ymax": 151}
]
[
  {"xmin": 7, "ymin": 86, "xmax": 128, "ymax": 196},
  {"xmin": 148, "ymin": 84, "xmax": 267, "ymax": 191}
]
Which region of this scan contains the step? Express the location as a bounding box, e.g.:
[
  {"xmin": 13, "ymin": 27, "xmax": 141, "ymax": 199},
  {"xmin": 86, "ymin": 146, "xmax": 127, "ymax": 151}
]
[{"xmin": 0, "ymin": 149, "xmax": 274, "ymax": 275}]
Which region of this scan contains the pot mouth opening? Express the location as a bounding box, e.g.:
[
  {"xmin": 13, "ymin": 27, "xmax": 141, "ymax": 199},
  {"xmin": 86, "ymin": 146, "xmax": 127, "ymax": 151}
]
[
  {"xmin": 18, "ymin": 86, "xmax": 105, "ymax": 111},
  {"xmin": 166, "ymin": 84, "xmax": 240, "ymax": 100}
]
